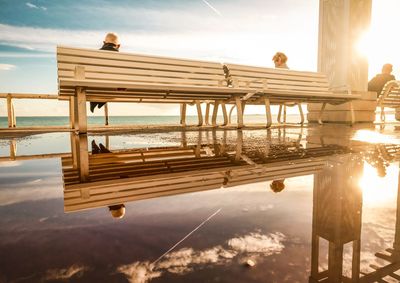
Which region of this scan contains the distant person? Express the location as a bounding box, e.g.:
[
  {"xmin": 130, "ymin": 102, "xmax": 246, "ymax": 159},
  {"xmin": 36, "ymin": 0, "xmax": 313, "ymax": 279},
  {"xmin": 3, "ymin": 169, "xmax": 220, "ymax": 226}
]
[
  {"xmin": 368, "ymin": 64, "xmax": 396, "ymax": 97},
  {"xmin": 90, "ymin": 32, "xmax": 121, "ymax": 113},
  {"xmin": 272, "ymin": 52, "xmax": 289, "ymax": 69},
  {"xmin": 273, "ymin": 52, "xmax": 293, "ymax": 122},
  {"xmin": 270, "ymin": 179, "xmax": 285, "ymax": 193}
]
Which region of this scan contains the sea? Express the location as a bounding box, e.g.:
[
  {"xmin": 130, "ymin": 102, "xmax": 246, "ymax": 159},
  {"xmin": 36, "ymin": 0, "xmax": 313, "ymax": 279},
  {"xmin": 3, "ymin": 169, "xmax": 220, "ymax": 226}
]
[{"xmin": 0, "ymin": 114, "xmax": 301, "ymax": 128}]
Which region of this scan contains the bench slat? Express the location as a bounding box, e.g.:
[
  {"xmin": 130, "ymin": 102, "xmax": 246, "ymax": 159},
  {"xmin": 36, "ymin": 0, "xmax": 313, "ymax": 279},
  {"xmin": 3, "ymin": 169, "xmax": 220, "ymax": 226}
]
[{"xmin": 58, "ymin": 46, "xmax": 224, "ymax": 69}]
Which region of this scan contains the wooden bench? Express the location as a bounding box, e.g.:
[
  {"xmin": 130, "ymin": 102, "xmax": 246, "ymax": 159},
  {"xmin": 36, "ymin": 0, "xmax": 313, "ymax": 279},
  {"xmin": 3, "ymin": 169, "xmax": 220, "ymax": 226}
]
[
  {"xmin": 222, "ymin": 63, "xmax": 361, "ymax": 127},
  {"xmin": 57, "ymin": 46, "xmax": 254, "ymax": 133},
  {"xmin": 377, "ymin": 80, "xmax": 400, "ymax": 122}
]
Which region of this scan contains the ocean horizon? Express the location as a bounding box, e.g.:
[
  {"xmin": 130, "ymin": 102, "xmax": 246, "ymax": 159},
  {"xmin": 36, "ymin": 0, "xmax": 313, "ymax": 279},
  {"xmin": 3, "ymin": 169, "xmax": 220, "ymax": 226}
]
[{"xmin": 0, "ymin": 114, "xmax": 302, "ymax": 128}]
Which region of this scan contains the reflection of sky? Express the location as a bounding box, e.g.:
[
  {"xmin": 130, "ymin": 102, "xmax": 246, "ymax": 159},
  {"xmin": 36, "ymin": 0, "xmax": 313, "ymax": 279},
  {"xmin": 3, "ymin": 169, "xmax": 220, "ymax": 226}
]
[{"xmin": 1, "ymin": 129, "xmax": 400, "ymax": 282}]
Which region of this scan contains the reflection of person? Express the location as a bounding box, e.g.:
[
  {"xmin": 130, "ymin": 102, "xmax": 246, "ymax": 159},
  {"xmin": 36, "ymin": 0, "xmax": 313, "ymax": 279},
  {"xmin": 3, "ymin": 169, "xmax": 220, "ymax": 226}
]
[
  {"xmin": 368, "ymin": 64, "xmax": 396, "ymax": 97},
  {"xmin": 272, "ymin": 52, "xmax": 289, "ymax": 69},
  {"xmin": 270, "ymin": 179, "xmax": 285, "ymax": 193},
  {"xmin": 91, "ymin": 139, "xmax": 126, "ymax": 219},
  {"xmin": 109, "ymin": 204, "xmax": 126, "ymax": 219},
  {"xmin": 90, "ymin": 32, "xmax": 121, "ymax": 113}
]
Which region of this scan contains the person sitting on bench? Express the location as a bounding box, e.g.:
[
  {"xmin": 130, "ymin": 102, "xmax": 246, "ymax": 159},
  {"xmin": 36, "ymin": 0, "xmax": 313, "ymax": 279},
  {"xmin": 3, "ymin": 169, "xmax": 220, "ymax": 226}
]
[
  {"xmin": 368, "ymin": 63, "xmax": 396, "ymax": 98},
  {"xmin": 90, "ymin": 32, "xmax": 121, "ymax": 113}
]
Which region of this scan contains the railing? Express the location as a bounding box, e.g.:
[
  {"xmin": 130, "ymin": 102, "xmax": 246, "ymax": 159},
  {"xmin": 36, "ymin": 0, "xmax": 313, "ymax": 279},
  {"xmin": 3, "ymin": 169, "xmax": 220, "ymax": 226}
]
[{"xmin": 0, "ymin": 93, "xmax": 109, "ymax": 129}]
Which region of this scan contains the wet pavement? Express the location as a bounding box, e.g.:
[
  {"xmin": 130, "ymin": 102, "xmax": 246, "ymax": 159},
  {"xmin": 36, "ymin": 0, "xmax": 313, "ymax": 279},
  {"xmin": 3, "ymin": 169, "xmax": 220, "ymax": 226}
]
[{"xmin": 1, "ymin": 124, "xmax": 400, "ymax": 283}]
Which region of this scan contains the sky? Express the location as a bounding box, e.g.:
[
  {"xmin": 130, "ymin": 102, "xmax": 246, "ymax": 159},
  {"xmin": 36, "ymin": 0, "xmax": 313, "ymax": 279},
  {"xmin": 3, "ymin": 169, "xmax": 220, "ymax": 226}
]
[{"xmin": 0, "ymin": 0, "xmax": 399, "ymax": 116}]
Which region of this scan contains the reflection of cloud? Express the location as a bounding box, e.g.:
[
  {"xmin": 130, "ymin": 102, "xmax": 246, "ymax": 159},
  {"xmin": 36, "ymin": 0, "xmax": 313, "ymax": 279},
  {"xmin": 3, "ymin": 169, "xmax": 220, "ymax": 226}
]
[
  {"xmin": 44, "ymin": 264, "xmax": 87, "ymax": 280},
  {"xmin": 118, "ymin": 232, "xmax": 285, "ymax": 283},
  {"xmin": 228, "ymin": 232, "xmax": 285, "ymax": 254},
  {"xmin": 118, "ymin": 262, "xmax": 161, "ymax": 283},
  {"xmin": 0, "ymin": 176, "xmax": 61, "ymax": 206}
]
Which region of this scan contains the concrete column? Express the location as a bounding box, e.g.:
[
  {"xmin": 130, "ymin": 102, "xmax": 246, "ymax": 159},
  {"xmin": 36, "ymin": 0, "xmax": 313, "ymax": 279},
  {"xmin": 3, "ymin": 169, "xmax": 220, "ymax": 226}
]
[{"xmin": 308, "ymin": 0, "xmax": 375, "ymax": 124}]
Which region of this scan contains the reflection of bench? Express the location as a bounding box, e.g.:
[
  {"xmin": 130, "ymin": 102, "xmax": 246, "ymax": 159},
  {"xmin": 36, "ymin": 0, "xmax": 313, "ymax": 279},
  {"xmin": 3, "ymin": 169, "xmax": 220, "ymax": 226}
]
[
  {"xmin": 57, "ymin": 46, "xmax": 254, "ymax": 133},
  {"xmin": 377, "ymin": 80, "xmax": 400, "ymax": 122},
  {"xmin": 62, "ymin": 133, "xmax": 350, "ymax": 212},
  {"xmin": 223, "ymin": 63, "xmax": 361, "ymax": 126}
]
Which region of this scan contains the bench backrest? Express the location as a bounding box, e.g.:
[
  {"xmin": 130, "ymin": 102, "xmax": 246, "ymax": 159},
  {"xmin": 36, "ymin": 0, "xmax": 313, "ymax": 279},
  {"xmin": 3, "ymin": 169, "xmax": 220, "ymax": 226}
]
[
  {"xmin": 224, "ymin": 63, "xmax": 331, "ymax": 94},
  {"xmin": 378, "ymin": 80, "xmax": 400, "ymax": 107},
  {"xmin": 57, "ymin": 46, "xmax": 227, "ymax": 94}
]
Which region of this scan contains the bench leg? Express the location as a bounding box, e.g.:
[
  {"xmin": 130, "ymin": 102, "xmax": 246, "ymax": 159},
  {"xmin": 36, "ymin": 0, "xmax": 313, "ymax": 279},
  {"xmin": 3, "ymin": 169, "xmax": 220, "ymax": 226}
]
[
  {"xmin": 264, "ymin": 97, "xmax": 272, "ymax": 128},
  {"xmin": 72, "ymin": 133, "xmax": 89, "ymax": 185},
  {"xmin": 212, "ymin": 100, "xmax": 220, "ymax": 126},
  {"xmin": 180, "ymin": 103, "xmax": 187, "ymax": 126},
  {"xmin": 228, "ymin": 105, "xmax": 236, "ymax": 125},
  {"xmin": 277, "ymin": 105, "xmax": 283, "ymax": 123},
  {"xmin": 298, "ymin": 103, "xmax": 304, "ymax": 124},
  {"xmin": 195, "ymin": 100, "xmax": 203, "ymax": 126},
  {"xmin": 205, "ymin": 103, "xmax": 211, "ymax": 125},
  {"xmin": 104, "ymin": 103, "xmax": 109, "ymax": 126},
  {"xmin": 318, "ymin": 102, "xmax": 326, "ymax": 125},
  {"xmin": 69, "ymin": 97, "xmax": 76, "ymax": 129},
  {"xmin": 6, "ymin": 94, "xmax": 16, "ymax": 128},
  {"xmin": 76, "ymin": 87, "xmax": 88, "ymax": 134},
  {"xmin": 235, "ymin": 130, "xmax": 243, "ymax": 161},
  {"xmin": 235, "ymin": 97, "xmax": 244, "ymax": 128},
  {"xmin": 349, "ymin": 101, "xmax": 355, "ymax": 126},
  {"xmin": 283, "ymin": 105, "xmax": 287, "ymax": 123},
  {"xmin": 221, "ymin": 102, "xmax": 228, "ymax": 126}
]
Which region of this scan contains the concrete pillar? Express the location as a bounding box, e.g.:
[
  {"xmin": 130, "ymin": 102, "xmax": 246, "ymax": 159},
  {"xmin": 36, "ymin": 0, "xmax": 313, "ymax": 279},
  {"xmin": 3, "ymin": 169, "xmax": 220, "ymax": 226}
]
[{"xmin": 308, "ymin": 0, "xmax": 376, "ymax": 124}]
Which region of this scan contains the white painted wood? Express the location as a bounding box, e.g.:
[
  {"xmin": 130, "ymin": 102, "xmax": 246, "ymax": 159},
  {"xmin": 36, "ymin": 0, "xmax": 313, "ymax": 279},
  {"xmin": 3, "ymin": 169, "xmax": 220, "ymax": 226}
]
[
  {"xmin": 6, "ymin": 94, "xmax": 15, "ymax": 128},
  {"xmin": 211, "ymin": 100, "xmax": 219, "ymax": 126},
  {"xmin": 180, "ymin": 103, "xmax": 187, "ymax": 126},
  {"xmin": 264, "ymin": 98, "xmax": 272, "ymax": 128},
  {"xmin": 235, "ymin": 96, "xmax": 243, "ymax": 128},
  {"xmin": 195, "ymin": 100, "xmax": 203, "ymax": 126}
]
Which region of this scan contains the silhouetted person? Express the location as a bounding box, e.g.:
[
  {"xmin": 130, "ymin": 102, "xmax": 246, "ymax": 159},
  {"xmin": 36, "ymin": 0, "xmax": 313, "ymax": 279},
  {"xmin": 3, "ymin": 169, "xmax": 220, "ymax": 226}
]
[
  {"xmin": 270, "ymin": 179, "xmax": 285, "ymax": 193},
  {"xmin": 90, "ymin": 32, "xmax": 121, "ymax": 113},
  {"xmin": 368, "ymin": 64, "xmax": 396, "ymax": 97}
]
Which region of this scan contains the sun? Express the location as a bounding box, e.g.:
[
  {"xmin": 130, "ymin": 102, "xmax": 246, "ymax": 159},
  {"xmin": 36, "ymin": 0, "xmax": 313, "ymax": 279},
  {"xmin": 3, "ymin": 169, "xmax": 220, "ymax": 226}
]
[{"xmin": 356, "ymin": 0, "xmax": 400, "ymax": 79}]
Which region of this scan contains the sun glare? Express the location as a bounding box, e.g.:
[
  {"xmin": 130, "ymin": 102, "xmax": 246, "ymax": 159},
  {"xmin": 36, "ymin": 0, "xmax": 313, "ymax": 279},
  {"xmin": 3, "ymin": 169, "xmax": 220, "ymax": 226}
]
[
  {"xmin": 359, "ymin": 162, "xmax": 399, "ymax": 205},
  {"xmin": 357, "ymin": 0, "xmax": 400, "ymax": 79}
]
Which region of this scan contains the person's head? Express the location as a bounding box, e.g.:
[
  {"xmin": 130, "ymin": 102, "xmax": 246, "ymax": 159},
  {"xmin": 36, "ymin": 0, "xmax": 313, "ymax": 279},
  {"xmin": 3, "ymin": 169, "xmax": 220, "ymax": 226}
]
[
  {"xmin": 272, "ymin": 52, "xmax": 288, "ymax": 68},
  {"xmin": 382, "ymin": 63, "xmax": 393, "ymax": 74},
  {"xmin": 108, "ymin": 204, "xmax": 125, "ymax": 219},
  {"xmin": 270, "ymin": 180, "xmax": 285, "ymax": 193},
  {"xmin": 104, "ymin": 32, "xmax": 120, "ymax": 49}
]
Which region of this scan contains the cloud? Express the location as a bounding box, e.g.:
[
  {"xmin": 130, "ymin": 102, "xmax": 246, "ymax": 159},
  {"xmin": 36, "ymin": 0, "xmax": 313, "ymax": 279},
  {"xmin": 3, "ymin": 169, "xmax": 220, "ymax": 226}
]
[
  {"xmin": 44, "ymin": 264, "xmax": 88, "ymax": 280},
  {"xmin": 0, "ymin": 63, "xmax": 16, "ymax": 71},
  {"xmin": 118, "ymin": 231, "xmax": 285, "ymax": 283},
  {"xmin": 0, "ymin": 20, "xmax": 316, "ymax": 68},
  {"xmin": 26, "ymin": 2, "xmax": 47, "ymax": 10},
  {"xmin": 26, "ymin": 2, "xmax": 38, "ymax": 9}
]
